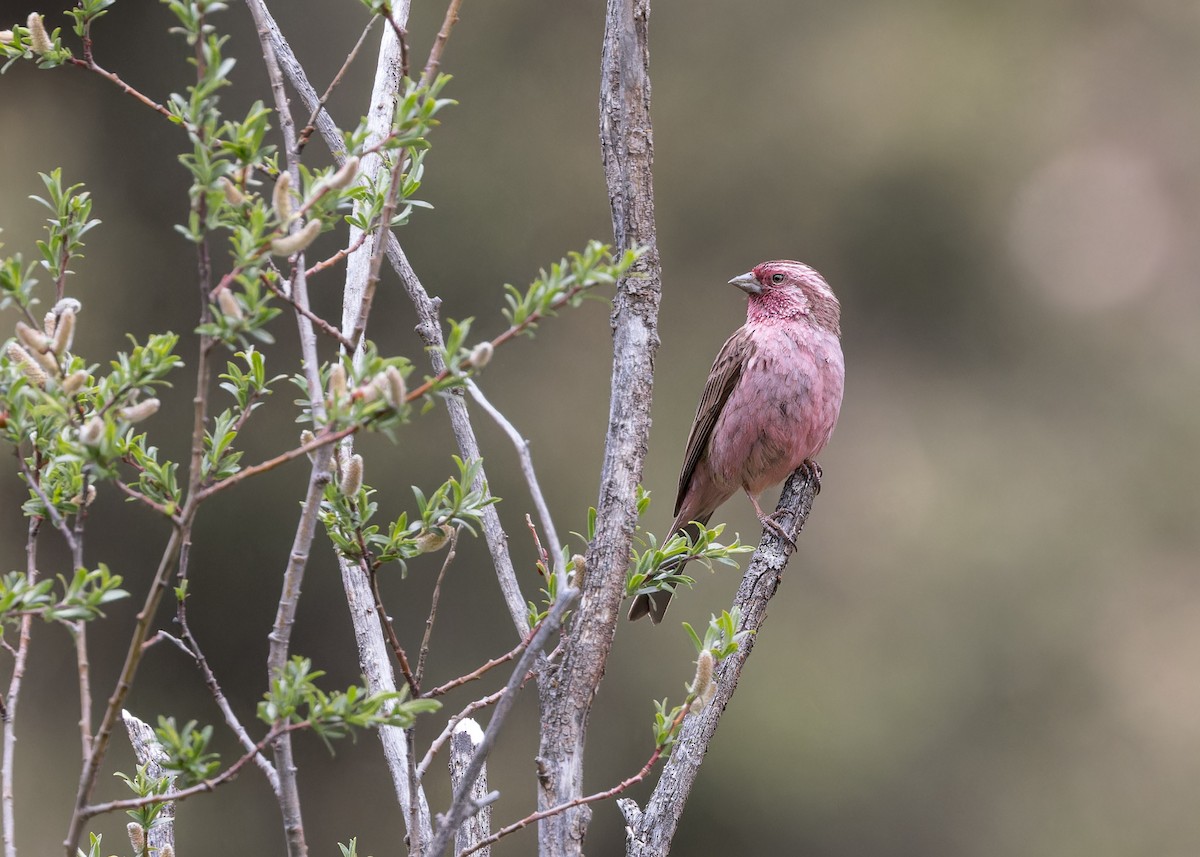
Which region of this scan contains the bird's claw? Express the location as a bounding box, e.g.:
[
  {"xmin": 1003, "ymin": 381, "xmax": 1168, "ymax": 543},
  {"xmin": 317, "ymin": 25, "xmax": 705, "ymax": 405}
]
[
  {"xmin": 800, "ymin": 459, "xmax": 823, "ymax": 494},
  {"xmin": 758, "ymin": 511, "xmax": 798, "ymax": 550}
]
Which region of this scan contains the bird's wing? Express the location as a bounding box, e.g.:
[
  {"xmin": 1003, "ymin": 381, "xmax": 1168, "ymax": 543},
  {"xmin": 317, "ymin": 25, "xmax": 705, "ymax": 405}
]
[{"xmin": 675, "ymin": 326, "xmax": 755, "ymax": 517}]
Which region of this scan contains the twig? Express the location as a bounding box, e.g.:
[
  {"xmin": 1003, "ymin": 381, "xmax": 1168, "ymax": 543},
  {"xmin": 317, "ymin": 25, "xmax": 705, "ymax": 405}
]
[
  {"xmin": 416, "ymin": 526, "xmax": 460, "ymax": 687},
  {"xmin": 78, "ymin": 721, "xmax": 309, "ymax": 821},
  {"xmin": 295, "ymin": 15, "xmax": 379, "ymax": 155},
  {"xmin": 1, "ymin": 520, "xmax": 39, "ymax": 857},
  {"xmin": 114, "ymin": 479, "xmax": 183, "ymax": 523},
  {"xmin": 71, "ymin": 623, "xmax": 92, "ymax": 762},
  {"xmin": 415, "ymin": 688, "xmax": 505, "ymax": 781},
  {"xmin": 622, "ymin": 467, "xmax": 819, "ymax": 856},
  {"xmin": 461, "ymin": 739, "xmax": 670, "ymax": 857},
  {"xmin": 14, "ymin": 456, "xmax": 78, "ymax": 557},
  {"xmin": 366, "ymin": 559, "xmax": 421, "ymax": 698},
  {"xmin": 67, "ymin": 58, "xmax": 175, "ymax": 122},
  {"xmin": 464, "ymin": 379, "xmax": 565, "ymax": 589},
  {"xmin": 263, "ymin": 276, "xmax": 354, "ymax": 349},
  {"xmin": 422, "ymin": 635, "xmax": 531, "ymax": 700},
  {"xmin": 421, "ymin": 0, "xmax": 465, "ymax": 86},
  {"xmin": 303, "ymin": 229, "xmax": 371, "ymax": 278},
  {"xmin": 195, "ymin": 424, "xmax": 357, "ymax": 501},
  {"xmin": 425, "ymin": 589, "xmax": 579, "ymax": 857}
]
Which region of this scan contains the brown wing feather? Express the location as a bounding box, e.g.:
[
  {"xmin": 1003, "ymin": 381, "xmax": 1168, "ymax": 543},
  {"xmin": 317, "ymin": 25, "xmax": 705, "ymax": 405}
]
[{"xmin": 674, "ymin": 327, "xmax": 755, "ymax": 517}]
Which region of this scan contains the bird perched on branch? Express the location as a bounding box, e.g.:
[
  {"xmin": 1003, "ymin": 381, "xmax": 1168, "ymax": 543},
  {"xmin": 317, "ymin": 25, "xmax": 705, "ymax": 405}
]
[{"xmin": 629, "ymin": 260, "xmax": 845, "ymax": 623}]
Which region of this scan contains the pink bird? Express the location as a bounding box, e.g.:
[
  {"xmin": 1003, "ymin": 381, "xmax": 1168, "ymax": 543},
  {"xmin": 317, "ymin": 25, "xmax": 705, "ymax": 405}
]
[{"xmin": 629, "ymin": 260, "xmax": 845, "ymax": 623}]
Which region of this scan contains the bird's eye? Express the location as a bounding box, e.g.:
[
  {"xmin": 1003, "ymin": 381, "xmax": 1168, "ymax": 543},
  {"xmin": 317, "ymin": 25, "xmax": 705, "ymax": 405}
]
[{"xmin": 770, "ymin": 273, "xmax": 785, "ymax": 284}]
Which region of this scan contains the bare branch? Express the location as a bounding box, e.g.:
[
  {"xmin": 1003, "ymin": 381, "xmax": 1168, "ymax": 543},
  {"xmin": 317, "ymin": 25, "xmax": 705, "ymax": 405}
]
[
  {"xmin": 416, "ymin": 688, "xmax": 506, "ymax": 781},
  {"xmin": 421, "ymin": 0, "xmax": 465, "ymax": 86},
  {"xmin": 464, "ymin": 379, "xmax": 565, "ymax": 588},
  {"xmin": 416, "ymin": 526, "xmax": 460, "ymax": 686},
  {"xmin": 448, "ymin": 718, "xmax": 491, "ymax": 857},
  {"xmin": 426, "ymin": 589, "xmax": 580, "ymax": 857},
  {"xmin": 535, "ymin": 0, "xmax": 663, "ymax": 852},
  {"xmin": 2, "ymin": 520, "xmax": 39, "ymax": 857},
  {"xmin": 623, "ymin": 467, "xmax": 819, "ymax": 855}
]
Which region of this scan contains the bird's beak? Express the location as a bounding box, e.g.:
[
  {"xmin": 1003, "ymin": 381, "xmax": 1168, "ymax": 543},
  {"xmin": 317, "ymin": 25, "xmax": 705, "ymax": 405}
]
[{"xmin": 728, "ymin": 271, "xmax": 762, "ymax": 295}]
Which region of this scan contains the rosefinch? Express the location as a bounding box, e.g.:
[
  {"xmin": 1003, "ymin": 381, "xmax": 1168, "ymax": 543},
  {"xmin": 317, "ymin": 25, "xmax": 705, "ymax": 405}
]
[{"xmin": 629, "ymin": 260, "xmax": 845, "ymax": 623}]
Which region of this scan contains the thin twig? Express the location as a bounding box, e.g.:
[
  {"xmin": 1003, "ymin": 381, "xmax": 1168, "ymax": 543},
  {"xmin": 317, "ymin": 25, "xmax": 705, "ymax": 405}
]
[
  {"xmin": 425, "ymin": 589, "xmax": 580, "ymax": 857},
  {"xmin": 114, "ymin": 479, "xmax": 183, "ymax": 523},
  {"xmin": 78, "ymin": 721, "xmax": 309, "ymax": 821},
  {"xmin": 303, "ymin": 229, "xmax": 371, "ymax": 278},
  {"xmin": 465, "ymin": 379, "xmax": 564, "ymax": 588},
  {"xmin": 195, "ymin": 424, "xmax": 357, "ymax": 502},
  {"xmin": 295, "ymin": 15, "xmax": 379, "ymax": 155},
  {"xmin": 67, "ymin": 58, "xmax": 175, "ymax": 122},
  {"xmin": 366, "ymin": 559, "xmax": 421, "ymax": 698},
  {"xmin": 1, "ymin": 520, "xmax": 39, "ymax": 857},
  {"xmin": 460, "ymin": 740, "xmax": 671, "ymax": 857},
  {"xmin": 263, "ymin": 276, "xmax": 354, "ymax": 349},
  {"xmin": 71, "ymin": 623, "xmax": 92, "ymax": 762},
  {"xmin": 422, "ymin": 635, "xmax": 532, "ymax": 700},
  {"xmin": 416, "ymin": 526, "xmax": 460, "ymax": 687},
  {"xmin": 415, "ymin": 688, "xmax": 506, "ymax": 781},
  {"xmin": 421, "ymin": 0, "xmax": 465, "ymax": 86}
]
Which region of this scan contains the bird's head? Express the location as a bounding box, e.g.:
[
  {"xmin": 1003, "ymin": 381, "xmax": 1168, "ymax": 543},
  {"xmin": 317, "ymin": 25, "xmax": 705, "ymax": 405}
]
[{"xmin": 728, "ymin": 260, "xmax": 841, "ymax": 335}]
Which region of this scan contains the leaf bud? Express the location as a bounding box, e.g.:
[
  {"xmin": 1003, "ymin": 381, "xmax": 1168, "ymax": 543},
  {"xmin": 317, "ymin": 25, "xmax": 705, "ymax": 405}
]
[
  {"xmin": 327, "ymin": 156, "xmax": 360, "ymax": 190},
  {"xmin": 327, "ymin": 363, "xmax": 348, "ymax": 404},
  {"xmin": 272, "ymin": 171, "xmax": 293, "ymax": 223},
  {"xmin": 467, "ymin": 341, "xmax": 494, "ymax": 369},
  {"xmin": 6, "ymin": 342, "xmax": 47, "ymax": 388},
  {"xmin": 220, "ymin": 176, "xmax": 246, "ymax": 205},
  {"xmin": 61, "ymin": 369, "xmax": 88, "ymax": 395},
  {"xmin": 270, "ymin": 218, "xmax": 322, "ymax": 256},
  {"xmin": 51, "ymin": 306, "xmax": 75, "ymax": 355},
  {"xmin": 118, "ymin": 397, "xmax": 160, "ymax": 424},
  {"xmin": 340, "ymin": 453, "xmax": 363, "ymax": 497},
  {"xmin": 414, "ymin": 524, "xmax": 454, "ymax": 554},
  {"xmin": 52, "ymin": 297, "xmax": 82, "ymax": 317},
  {"xmin": 79, "ymin": 416, "xmax": 105, "ymax": 447},
  {"xmin": 26, "ymin": 13, "xmax": 51, "ymax": 55},
  {"xmin": 217, "ymin": 288, "xmax": 244, "ymax": 322},
  {"xmin": 383, "ymin": 365, "xmax": 407, "ymax": 408},
  {"xmin": 0, "ymin": 31, "xmax": 14, "ymax": 45},
  {"xmin": 126, "ymin": 823, "xmax": 145, "ymax": 853},
  {"xmin": 300, "ymin": 429, "xmax": 316, "ymax": 462},
  {"xmin": 15, "ymin": 321, "xmax": 50, "ymax": 353}
]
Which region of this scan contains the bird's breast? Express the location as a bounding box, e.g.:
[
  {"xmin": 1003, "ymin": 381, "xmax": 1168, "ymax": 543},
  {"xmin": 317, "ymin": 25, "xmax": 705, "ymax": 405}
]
[{"xmin": 708, "ymin": 322, "xmax": 844, "ymax": 494}]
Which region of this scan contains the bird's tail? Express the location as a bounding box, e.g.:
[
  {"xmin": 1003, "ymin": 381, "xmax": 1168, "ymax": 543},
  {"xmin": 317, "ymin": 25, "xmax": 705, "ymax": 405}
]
[{"xmin": 627, "ymin": 513, "xmax": 713, "ymax": 624}]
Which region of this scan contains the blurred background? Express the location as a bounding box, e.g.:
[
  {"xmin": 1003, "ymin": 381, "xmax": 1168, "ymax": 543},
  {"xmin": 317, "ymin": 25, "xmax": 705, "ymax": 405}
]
[{"xmin": 2, "ymin": 0, "xmax": 1200, "ymax": 854}]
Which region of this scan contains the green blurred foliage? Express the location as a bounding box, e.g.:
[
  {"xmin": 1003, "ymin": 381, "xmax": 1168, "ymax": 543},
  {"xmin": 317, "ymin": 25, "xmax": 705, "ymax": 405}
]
[{"xmin": 2, "ymin": 0, "xmax": 1200, "ymax": 855}]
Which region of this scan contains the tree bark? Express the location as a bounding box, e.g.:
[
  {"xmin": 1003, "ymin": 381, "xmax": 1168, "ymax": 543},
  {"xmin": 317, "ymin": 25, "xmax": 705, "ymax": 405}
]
[
  {"xmin": 535, "ymin": 0, "xmax": 662, "ymax": 853},
  {"xmin": 620, "ymin": 467, "xmax": 820, "ymax": 855}
]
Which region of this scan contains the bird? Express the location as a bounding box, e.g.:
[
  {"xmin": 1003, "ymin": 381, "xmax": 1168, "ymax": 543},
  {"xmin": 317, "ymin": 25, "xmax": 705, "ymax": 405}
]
[{"xmin": 628, "ymin": 260, "xmax": 845, "ymax": 623}]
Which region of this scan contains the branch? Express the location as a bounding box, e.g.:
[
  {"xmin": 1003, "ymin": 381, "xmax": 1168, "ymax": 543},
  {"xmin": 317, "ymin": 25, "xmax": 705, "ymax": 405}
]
[
  {"xmin": 416, "ymin": 525, "xmax": 459, "ymax": 686},
  {"xmin": 421, "ymin": 0, "xmax": 465, "ymax": 86},
  {"xmin": 622, "ymin": 466, "xmax": 819, "ymax": 856},
  {"xmin": 447, "ymin": 718, "xmax": 492, "ymax": 857},
  {"xmin": 415, "ymin": 688, "xmax": 505, "ymax": 781},
  {"xmin": 464, "ymin": 379, "xmax": 565, "ymax": 587},
  {"xmin": 121, "ymin": 711, "xmax": 175, "ymax": 856},
  {"xmin": 535, "ymin": 0, "xmax": 663, "ymax": 852},
  {"xmin": 1, "ymin": 520, "xmax": 39, "ymax": 857},
  {"xmin": 426, "ymin": 589, "xmax": 580, "ymax": 857}
]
